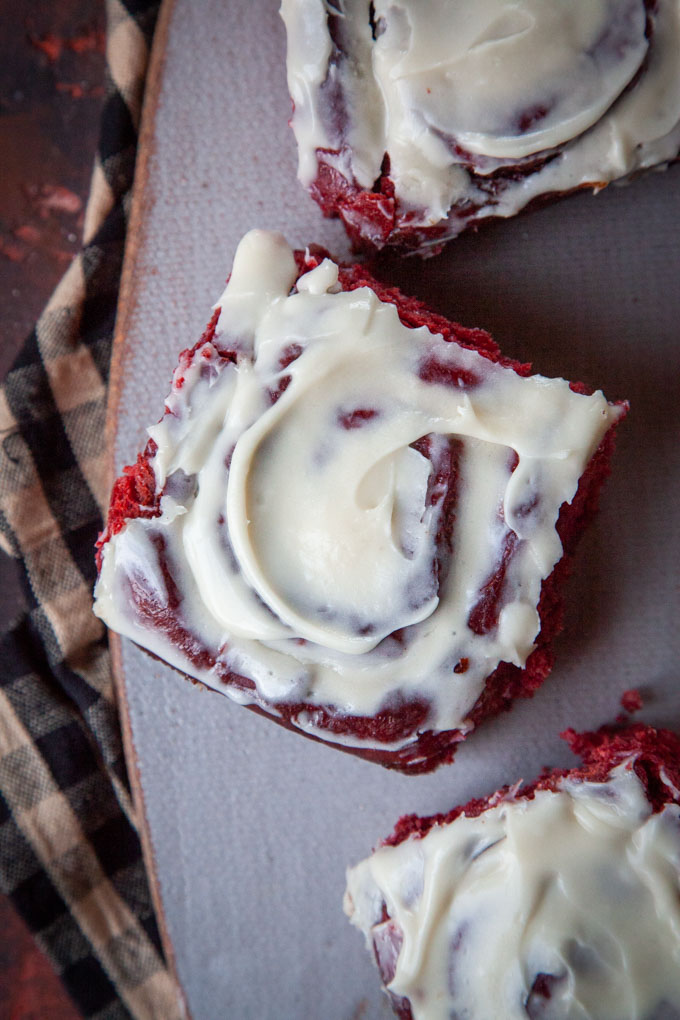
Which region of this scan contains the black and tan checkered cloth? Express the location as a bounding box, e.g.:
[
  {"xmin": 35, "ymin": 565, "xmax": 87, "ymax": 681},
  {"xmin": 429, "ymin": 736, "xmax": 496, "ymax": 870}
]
[{"xmin": 0, "ymin": 2, "xmax": 184, "ymax": 1016}]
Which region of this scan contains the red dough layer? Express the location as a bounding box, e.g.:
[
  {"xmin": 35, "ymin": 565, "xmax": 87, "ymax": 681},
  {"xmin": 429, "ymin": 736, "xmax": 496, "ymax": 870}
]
[
  {"xmin": 310, "ymin": 154, "xmax": 449, "ymax": 255},
  {"xmin": 385, "ymin": 724, "xmax": 680, "ymax": 848},
  {"xmin": 311, "ymin": 151, "xmax": 600, "ymax": 255},
  {"xmin": 95, "ymin": 308, "xmax": 224, "ymax": 567},
  {"xmin": 97, "ymin": 252, "xmax": 626, "ymax": 773}
]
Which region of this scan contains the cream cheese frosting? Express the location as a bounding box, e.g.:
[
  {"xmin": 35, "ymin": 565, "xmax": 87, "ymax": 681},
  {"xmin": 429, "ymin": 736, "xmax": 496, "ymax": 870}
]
[
  {"xmin": 345, "ymin": 763, "xmax": 680, "ymax": 1020},
  {"xmin": 281, "ymin": 0, "xmax": 680, "ymax": 242},
  {"xmin": 94, "ymin": 230, "xmax": 622, "ymax": 750}
]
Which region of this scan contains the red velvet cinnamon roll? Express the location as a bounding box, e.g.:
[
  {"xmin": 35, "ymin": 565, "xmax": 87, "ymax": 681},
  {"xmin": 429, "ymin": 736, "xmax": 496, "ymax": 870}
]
[
  {"xmin": 345, "ymin": 724, "xmax": 680, "ymax": 1019},
  {"xmin": 281, "ymin": 0, "xmax": 680, "ymax": 253},
  {"xmin": 94, "ymin": 230, "xmax": 626, "ymax": 771}
]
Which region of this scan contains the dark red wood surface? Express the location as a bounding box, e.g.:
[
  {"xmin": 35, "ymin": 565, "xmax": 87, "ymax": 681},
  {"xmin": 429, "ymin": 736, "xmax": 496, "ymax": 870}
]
[{"xmin": 1, "ymin": 2, "xmax": 107, "ymax": 1016}]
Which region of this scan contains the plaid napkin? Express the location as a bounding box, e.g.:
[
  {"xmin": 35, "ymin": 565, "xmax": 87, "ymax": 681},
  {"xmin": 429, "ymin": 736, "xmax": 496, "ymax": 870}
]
[{"xmin": 0, "ymin": 1, "xmax": 183, "ymax": 1016}]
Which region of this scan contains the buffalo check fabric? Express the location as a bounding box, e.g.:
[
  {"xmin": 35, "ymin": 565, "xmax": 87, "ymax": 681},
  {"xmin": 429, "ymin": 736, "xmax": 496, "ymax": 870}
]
[{"xmin": 0, "ymin": 2, "xmax": 184, "ymax": 1016}]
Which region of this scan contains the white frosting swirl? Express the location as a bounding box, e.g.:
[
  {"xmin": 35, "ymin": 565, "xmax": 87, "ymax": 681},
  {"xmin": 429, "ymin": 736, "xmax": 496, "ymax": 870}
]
[
  {"xmin": 345, "ymin": 763, "xmax": 680, "ymax": 1020},
  {"xmin": 373, "ymin": 0, "xmax": 647, "ymax": 160},
  {"xmin": 281, "ymin": 0, "xmax": 680, "ymax": 240},
  {"xmin": 94, "ymin": 230, "xmax": 623, "ymax": 748}
]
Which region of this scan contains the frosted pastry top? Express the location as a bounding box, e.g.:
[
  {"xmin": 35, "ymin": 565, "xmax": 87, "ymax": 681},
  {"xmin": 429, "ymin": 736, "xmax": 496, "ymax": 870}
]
[
  {"xmin": 345, "ymin": 762, "xmax": 680, "ymax": 1019},
  {"xmin": 94, "ymin": 230, "xmax": 622, "ymax": 749},
  {"xmin": 281, "ymin": 0, "xmax": 680, "ymax": 235}
]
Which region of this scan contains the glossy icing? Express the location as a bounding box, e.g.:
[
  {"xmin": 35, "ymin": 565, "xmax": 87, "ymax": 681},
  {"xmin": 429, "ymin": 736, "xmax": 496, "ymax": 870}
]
[
  {"xmin": 94, "ymin": 231, "xmax": 622, "ymax": 748},
  {"xmin": 345, "ymin": 763, "xmax": 680, "ymax": 1020},
  {"xmin": 281, "ymin": 0, "xmax": 680, "ymax": 244}
]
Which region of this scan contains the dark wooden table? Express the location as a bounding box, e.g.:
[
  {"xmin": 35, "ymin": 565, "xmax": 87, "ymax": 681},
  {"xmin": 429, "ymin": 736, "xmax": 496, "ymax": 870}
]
[{"xmin": 1, "ymin": 2, "xmax": 107, "ymax": 1015}]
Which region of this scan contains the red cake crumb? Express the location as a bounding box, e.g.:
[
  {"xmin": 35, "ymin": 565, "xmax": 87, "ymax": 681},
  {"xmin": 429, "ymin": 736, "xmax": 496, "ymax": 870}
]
[{"xmin": 621, "ymin": 688, "xmax": 643, "ymax": 714}]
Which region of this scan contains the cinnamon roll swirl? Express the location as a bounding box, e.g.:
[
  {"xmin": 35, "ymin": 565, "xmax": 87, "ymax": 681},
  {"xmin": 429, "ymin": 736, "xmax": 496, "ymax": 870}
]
[
  {"xmin": 281, "ymin": 0, "xmax": 680, "ymax": 252},
  {"xmin": 94, "ymin": 231, "xmax": 626, "ymax": 771}
]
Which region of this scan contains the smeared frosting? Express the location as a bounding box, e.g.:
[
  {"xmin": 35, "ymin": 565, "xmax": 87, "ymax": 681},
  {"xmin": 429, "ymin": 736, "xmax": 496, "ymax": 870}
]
[
  {"xmin": 94, "ymin": 230, "xmax": 622, "ymax": 750},
  {"xmin": 281, "ymin": 0, "xmax": 680, "ymax": 243},
  {"xmin": 345, "ymin": 763, "xmax": 680, "ymax": 1020}
]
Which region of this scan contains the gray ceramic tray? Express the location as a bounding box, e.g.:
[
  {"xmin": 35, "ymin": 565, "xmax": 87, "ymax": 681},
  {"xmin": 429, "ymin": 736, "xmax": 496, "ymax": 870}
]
[{"xmin": 108, "ymin": 2, "xmax": 680, "ymax": 1016}]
